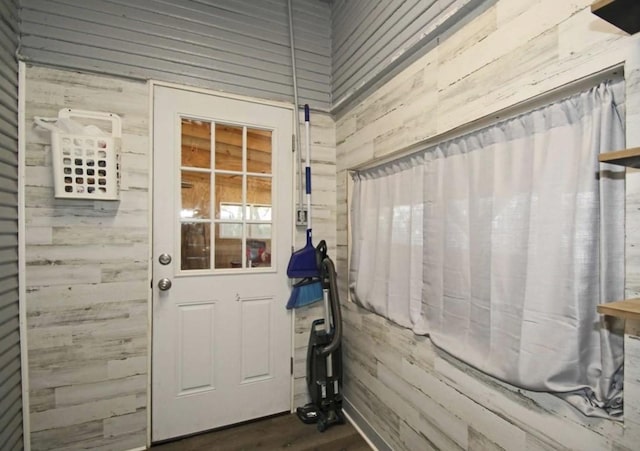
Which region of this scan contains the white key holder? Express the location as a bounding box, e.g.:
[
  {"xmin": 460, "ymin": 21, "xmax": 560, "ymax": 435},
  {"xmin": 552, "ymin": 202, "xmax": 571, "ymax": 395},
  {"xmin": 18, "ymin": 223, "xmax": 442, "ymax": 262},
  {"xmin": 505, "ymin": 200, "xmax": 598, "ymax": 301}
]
[{"xmin": 35, "ymin": 109, "xmax": 121, "ymax": 200}]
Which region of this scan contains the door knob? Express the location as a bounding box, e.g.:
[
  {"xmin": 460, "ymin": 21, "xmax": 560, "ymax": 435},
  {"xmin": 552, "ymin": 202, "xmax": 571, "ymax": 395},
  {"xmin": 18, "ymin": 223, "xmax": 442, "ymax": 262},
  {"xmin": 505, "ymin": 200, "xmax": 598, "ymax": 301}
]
[{"xmin": 158, "ymin": 278, "xmax": 172, "ymax": 291}]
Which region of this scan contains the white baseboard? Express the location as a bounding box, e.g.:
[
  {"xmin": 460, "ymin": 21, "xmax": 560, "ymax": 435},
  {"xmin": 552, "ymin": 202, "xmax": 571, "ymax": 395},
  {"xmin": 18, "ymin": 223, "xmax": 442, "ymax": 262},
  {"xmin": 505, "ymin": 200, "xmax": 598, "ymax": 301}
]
[
  {"xmin": 343, "ymin": 408, "xmax": 379, "ymax": 451},
  {"xmin": 343, "ymin": 397, "xmax": 392, "ymax": 451}
]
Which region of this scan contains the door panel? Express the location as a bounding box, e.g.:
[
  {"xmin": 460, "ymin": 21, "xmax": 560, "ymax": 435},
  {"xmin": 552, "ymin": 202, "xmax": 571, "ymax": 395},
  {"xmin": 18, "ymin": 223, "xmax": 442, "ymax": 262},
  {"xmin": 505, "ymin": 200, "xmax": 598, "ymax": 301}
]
[
  {"xmin": 241, "ymin": 298, "xmax": 272, "ymax": 382},
  {"xmin": 152, "ymin": 86, "xmax": 293, "ymax": 441},
  {"xmin": 178, "ymin": 303, "xmax": 216, "ymax": 393}
]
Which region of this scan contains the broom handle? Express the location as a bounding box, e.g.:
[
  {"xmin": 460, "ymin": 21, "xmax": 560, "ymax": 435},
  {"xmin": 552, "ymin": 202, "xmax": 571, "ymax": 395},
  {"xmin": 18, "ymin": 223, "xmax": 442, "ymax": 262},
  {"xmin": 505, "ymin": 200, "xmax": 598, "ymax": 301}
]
[
  {"xmin": 287, "ymin": 0, "xmax": 303, "ymax": 213},
  {"xmin": 305, "ymin": 104, "xmax": 311, "ymax": 231}
]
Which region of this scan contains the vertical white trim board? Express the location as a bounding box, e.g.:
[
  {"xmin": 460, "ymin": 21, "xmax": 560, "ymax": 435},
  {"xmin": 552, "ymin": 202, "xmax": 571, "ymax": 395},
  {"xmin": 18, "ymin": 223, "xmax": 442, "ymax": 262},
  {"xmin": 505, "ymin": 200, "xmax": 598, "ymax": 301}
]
[
  {"xmin": 18, "ymin": 60, "xmax": 32, "ymax": 451},
  {"xmin": 146, "ymin": 80, "xmax": 154, "ymax": 449}
]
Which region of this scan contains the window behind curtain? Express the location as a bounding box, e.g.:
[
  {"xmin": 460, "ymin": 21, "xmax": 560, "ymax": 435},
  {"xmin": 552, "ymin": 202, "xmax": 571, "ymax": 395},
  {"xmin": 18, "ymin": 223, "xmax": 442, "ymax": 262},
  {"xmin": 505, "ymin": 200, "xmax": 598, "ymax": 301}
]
[
  {"xmin": 350, "ymin": 154, "xmax": 426, "ymax": 331},
  {"xmin": 350, "ymin": 79, "xmax": 626, "ymax": 418}
]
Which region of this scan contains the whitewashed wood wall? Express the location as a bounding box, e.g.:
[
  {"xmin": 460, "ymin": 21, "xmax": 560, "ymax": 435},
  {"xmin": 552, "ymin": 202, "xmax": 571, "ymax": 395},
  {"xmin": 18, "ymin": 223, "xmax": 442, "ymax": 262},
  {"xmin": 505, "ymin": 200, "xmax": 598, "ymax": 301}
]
[
  {"xmin": 21, "ymin": 64, "xmax": 336, "ymax": 449},
  {"xmin": 20, "ymin": 1, "xmax": 640, "ymax": 450},
  {"xmin": 24, "ymin": 66, "xmax": 149, "ymax": 451},
  {"xmin": 336, "ymin": 1, "xmax": 640, "ymax": 450}
]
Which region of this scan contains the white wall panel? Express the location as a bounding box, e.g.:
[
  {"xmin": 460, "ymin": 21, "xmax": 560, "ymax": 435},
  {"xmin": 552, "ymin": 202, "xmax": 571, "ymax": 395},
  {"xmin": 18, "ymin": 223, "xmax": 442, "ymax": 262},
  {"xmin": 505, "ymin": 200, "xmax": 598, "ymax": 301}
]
[
  {"xmin": 25, "ymin": 66, "xmax": 149, "ymax": 451},
  {"xmin": 336, "ymin": 0, "xmax": 640, "ymax": 449}
]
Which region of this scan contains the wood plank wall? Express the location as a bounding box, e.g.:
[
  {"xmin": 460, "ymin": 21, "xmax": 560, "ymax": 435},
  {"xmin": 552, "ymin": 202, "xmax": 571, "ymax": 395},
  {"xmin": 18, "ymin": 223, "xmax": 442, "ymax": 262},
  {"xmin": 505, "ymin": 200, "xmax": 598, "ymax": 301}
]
[
  {"xmin": 0, "ymin": 0, "xmax": 22, "ymax": 449},
  {"xmin": 21, "ymin": 65, "xmax": 336, "ymax": 448},
  {"xmin": 24, "ymin": 66, "xmax": 149, "ymax": 451},
  {"xmin": 335, "ymin": 1, "xmax": 640, "ymax": 450}
]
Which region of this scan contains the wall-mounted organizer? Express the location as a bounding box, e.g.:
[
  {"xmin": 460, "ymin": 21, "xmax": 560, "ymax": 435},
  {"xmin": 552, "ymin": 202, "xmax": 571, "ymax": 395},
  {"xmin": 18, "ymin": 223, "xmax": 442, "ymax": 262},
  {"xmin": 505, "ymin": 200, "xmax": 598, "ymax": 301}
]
[{"xmin": 35, "ymin": 109, "xmax": 121, "ymax": 200}]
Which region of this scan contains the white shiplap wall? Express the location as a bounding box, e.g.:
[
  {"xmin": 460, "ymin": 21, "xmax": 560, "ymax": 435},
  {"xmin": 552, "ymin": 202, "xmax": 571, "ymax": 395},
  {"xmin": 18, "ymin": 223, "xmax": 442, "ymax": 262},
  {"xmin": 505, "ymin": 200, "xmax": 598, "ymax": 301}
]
[
  {"xmin": 19, "ymin": 0, "xmax": 332, "ymax": 110},
  {"xmin": 21, "ymin": 66, "xmax": 336, "ymax": 449},
  {"xmin": 336, "ymin": 1, "xmax": 640, "ymax": 450},
  {"xmin": 17, "ymin": 2, "xmax": 335, "ymax": 448},
  {"xmin": 24, "ymin": 66, "xmax": 149, "ymax": 451},
  {"xmin": 0, "ymin": 0, "xmax": 22, "ymax": 449}
]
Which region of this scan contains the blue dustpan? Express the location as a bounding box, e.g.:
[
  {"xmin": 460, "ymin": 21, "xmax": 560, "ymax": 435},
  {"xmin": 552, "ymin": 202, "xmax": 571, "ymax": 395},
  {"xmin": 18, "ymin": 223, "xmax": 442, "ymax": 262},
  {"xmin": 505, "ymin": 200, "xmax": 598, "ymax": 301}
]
[{"xmin": 287, "ymin": 229, "xmax": 319, "ymax": 278}]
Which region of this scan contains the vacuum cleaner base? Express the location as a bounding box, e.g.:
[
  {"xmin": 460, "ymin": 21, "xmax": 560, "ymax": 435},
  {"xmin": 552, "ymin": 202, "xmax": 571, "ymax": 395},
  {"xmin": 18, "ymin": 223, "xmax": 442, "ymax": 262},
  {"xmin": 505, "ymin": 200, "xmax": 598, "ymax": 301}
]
[
  {"xmin": 296, "ymin": 402, "xmax": 345, "ymax": 432},
  {"xmin": 296, "ymin": 403, "xmax": 319, "ymax": 424}
]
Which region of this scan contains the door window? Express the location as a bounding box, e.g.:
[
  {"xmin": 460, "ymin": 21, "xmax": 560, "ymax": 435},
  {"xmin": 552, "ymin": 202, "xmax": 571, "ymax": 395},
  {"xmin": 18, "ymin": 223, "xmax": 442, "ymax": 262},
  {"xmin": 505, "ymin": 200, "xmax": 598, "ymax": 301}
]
[{"xmin": 180, "ymin": 119, "xmax": 274, "ymax": 271}]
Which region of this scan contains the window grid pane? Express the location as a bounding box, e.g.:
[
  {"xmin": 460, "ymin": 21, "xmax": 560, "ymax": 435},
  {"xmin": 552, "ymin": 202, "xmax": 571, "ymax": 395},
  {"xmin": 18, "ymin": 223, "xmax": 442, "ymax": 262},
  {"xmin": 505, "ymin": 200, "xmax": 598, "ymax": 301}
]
[{"xmin": 180, "ymin": 119, "xmax": 274, "ymax": 271}]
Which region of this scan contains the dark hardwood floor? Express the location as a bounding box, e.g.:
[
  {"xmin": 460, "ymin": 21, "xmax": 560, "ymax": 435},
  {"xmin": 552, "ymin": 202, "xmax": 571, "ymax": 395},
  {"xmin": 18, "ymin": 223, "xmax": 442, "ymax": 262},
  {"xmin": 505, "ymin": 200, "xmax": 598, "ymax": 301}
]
[{"xmin": 151, "ymin": 412, "xmax": 371, "ymax": 451}]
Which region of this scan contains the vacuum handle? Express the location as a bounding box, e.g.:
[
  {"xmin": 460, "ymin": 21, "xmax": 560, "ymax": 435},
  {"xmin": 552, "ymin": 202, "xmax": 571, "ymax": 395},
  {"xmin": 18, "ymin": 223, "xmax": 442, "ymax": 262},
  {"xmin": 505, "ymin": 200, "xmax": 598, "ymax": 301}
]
[
  {"xmin": 316, "ymin": 239, "xmax": 327, "ymax": 271},
  {"xmin": 317, "ymin": 256, "xmax": 342, "ymax": 357}
]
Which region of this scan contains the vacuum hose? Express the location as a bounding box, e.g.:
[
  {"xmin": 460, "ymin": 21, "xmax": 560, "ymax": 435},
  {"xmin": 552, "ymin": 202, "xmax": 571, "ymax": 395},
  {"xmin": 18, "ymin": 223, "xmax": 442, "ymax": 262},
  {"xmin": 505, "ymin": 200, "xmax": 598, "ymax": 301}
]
[{"xmin": 318, "ymin": 256, "xmax": 342, "ymax": 357}]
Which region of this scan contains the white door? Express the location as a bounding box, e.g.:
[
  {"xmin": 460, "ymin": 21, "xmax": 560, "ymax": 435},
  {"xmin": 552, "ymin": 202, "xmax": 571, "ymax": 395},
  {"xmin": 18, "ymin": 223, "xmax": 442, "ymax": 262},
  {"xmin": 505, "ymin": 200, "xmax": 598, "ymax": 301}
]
[{"xmin": 152, "ymin": 86, "xmax": 293, "ymax": 441}]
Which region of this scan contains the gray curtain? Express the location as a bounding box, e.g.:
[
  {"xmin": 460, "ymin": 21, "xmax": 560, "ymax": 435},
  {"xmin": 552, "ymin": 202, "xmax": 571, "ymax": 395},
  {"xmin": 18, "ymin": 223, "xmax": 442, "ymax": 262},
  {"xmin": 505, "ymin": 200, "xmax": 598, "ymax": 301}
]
[
  {"xmin": 351, "ymin": 79, "xmax": 626, "ymax": 418},
  {"xmin": 350, "ymin": 154, "xmax": 425, "ymax": 329}
]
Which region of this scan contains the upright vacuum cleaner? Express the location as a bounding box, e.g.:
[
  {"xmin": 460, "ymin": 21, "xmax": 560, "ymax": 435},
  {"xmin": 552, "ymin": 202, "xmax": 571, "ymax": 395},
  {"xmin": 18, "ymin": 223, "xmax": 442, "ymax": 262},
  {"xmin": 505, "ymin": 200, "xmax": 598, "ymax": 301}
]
[{"xmin": 296, "ymin": 240, "xmax": 344, "ymax": 432}]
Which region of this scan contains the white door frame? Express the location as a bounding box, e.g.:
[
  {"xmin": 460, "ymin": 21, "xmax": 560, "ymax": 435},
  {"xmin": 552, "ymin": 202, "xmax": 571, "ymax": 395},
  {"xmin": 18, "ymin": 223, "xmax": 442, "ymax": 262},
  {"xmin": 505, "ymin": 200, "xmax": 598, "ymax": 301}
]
[{"xmin": 146, "ymin": 80, "xmax": 297, "ymax": 447}]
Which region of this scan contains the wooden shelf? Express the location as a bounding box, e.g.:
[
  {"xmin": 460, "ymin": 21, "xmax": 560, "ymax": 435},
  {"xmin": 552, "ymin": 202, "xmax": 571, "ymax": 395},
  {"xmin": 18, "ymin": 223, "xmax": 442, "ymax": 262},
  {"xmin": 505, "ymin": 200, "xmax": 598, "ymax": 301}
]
[
  {"xmin": 598, "ymin": 298, "xmax": 640, "ymax": 321},
  {"xmin": 599, "ymin": 147, "xmax": 640, "ymax": 168},
  {"xmin": 591, "ymin": 0, "xmax": 640, "ymax": 34}
]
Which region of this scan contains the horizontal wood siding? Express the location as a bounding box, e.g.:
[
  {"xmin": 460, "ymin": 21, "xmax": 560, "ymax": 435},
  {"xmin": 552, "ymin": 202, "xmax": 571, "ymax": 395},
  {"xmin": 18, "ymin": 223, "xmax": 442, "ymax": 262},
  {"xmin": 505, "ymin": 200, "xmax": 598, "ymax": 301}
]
[
  {"xmin": 331, "ymin": 0, "xmax": 484, "ymax": 111},
  {"xmin": 336, "ymin": 1, "xmax": 640, "ymax": 450},
  {"xmin": 24, "ymin": 66, "xmax": 149, "ymax": 451},
  {"xmin": 0, "ymin": 0, "xmax": 22, "ymax": 449},
  {"xmin": 19, "ymin": 0, "xmax": 332, "ymax": 109}
]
